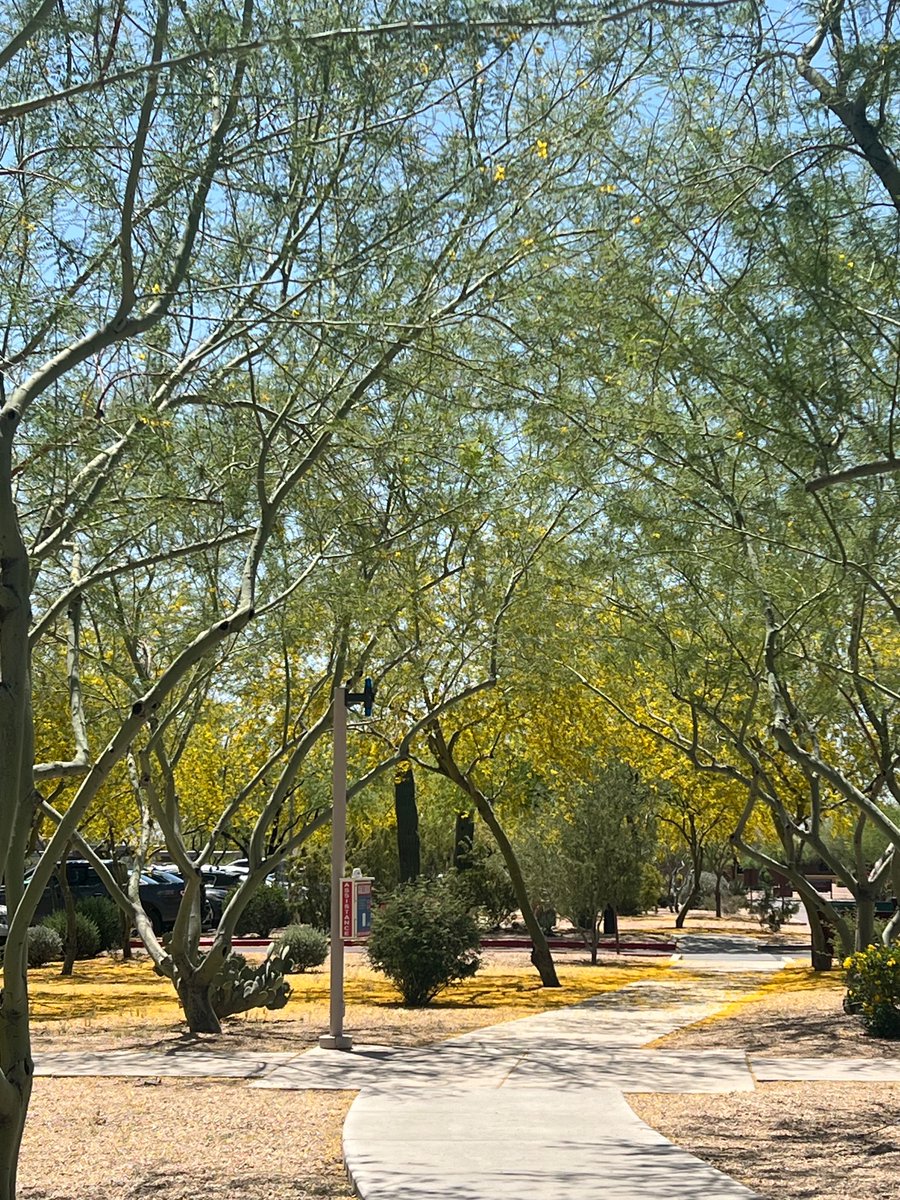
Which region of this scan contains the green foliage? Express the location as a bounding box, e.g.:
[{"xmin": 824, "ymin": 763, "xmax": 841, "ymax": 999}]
[
  {"xmin": 285, "ymin": 844, "xmax": 331, "ymax": 931},
  {"xmin": 620, "ymin": 863, "xmax": 667, "ymax": 917},
  {"xmin": 524, "ymin": 761, "xmax": 657, "ymax": 952},
  {"xmin": 27, "ymin": 926, "xmax": 63, "ymax": 968},
  {"xmin": 367, "ymin": 877, "xmax": 481, "ymax": 1006},
  {"xmin": 276, "ymin": 924, "xmax": 328, "ymax": 972},
  {"xmin": 454, "ymin": 847, "xmax": 518, "ymax": 930},
  {"xmin": 233, "ymin": 885, "xmax": 292, "ymax": 936},
  {"xmin": 844, "ymin": 944, "xmax": 900, "ymax": 1038},
  {"xmin": 75, "ymin": 897, "xmax": 121, "ymax": 951},
  {"xmin": 41, "ymin": 911, "xmax": 101, "ymax": 960},
  {"xmin": 210, "ymin": 951, "xmax": 292, "ymax": 1018}
]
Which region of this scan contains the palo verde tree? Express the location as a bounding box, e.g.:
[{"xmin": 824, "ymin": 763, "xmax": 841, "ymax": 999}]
[
  {"xmin": 0, "ymin": 0, "xmax": 618, "ymax": 1190},
  {"xmin": 0, "ymin": 0, "xmax": 800, "ymax": 1192},
  {"xmin": 522, "ymin": 759, "xmax": 657, "ymax": 962}
]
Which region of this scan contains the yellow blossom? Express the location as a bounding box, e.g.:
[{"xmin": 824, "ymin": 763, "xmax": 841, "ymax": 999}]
[
  {"xmin": 631, "ymin": 215, "xmax": 642, "ymax": 226},
  {"xmin": 535, "ymin": 139, "xmax": 549, "ymax": 159},
  {"xmin": 493, "ymin": 164, "xmax": 506, "ymax": 182}
]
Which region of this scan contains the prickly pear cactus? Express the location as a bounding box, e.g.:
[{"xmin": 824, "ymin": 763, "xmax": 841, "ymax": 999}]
[{"xmin": 211, "ymin": 950, "xmax": 293, "ymax": 1018}]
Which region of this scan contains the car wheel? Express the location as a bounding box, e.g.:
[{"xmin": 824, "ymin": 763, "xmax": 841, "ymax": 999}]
[{"xmin": 146, "ymin": 906, "xmax": 164, "ymax": 936}]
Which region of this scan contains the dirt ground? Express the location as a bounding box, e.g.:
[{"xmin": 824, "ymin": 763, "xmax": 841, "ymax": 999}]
[
  {"xmin": 21, "ymin": 951, "xmax": 665, "ymax": 1199},
  {"xmin": 649, "ymin": 972, "xmax": 898, "ymax": 1058},
  {"xmin": 631, "ymin": 970, "xmax": 900, "ymax": 1200},
  {"xmin": 20, "ymin": 1079, "xmax": 354, "ymax": 1200}
]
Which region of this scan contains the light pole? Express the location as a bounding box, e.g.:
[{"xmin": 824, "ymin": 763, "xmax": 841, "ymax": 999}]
[{"xmin": 319, "ymin": 679, "xmax": 374, "ymax": 1051}]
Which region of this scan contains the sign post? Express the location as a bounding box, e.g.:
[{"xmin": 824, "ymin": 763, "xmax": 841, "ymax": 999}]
[{"xmin": 319, "ymin": 679, "xmax": 375, "ymax": 1052}]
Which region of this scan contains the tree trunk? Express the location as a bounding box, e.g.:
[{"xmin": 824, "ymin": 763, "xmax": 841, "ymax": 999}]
[
  {"xmin": 675, "ymin": 840, "xmax": 704, "ymax": 928},
  {"xmin": 109, "ymin": 857, "xmax": 132, "ymax": 959},
  {"xmin": 55, "ymin": 853, "xmax": 77, "ymax": 977},
  {"xmin": 453, "ymin": 812, "xmax": 475, "ymax": 870},
  {"xmin": 0, "ymin": 1078, "xmax": 30, "ymax": 1200},
  {"xmin": 674, "ymin": 888, "xmax": 698, "ymax": 929},
  {"xmin": 178, "ymin": 978, "xmax": 222, "ymax": 1035},
  {"xmin": 714, "ymin": 874, "xmax": 723, "ymax": 919},
  {"xmin": 394, "ymin": 761, "xmax": 420, "ymax": 884},
  {"xmin": 469, "ymin": 797, "xmax": 560, "ymax": 987},
  {"xmin": 808, "ymin": 907, "xmax": 834, "ymax": 972},
  {"xmin": 0, "ymin": 932, "xmax": 35, "ymax": 1200},
  {"xmin": 590, "ymin": 919, "xmax": 598, "ymax": 965},
  {"xmin": 429, "ymin": 727, "xmax": 559, "ymax": 987},
  {"xmin": 855, "ymin": 895, "xmax": 877, "ymax": 951}
]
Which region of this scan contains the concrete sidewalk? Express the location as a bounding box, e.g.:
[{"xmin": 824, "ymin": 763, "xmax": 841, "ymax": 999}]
[
  {"xmin": 344, "ymin": 1086, "xmax": 760, "ymax": 1200},
  {"xmin": 334, "ymin": 971, "xmax": 767, "ymax": 1200}
]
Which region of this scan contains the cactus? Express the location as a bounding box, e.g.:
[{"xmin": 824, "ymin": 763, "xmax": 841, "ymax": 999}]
[{"xmin": 210, "ymin": 949, "xmax": 293, "ymax": 1018}]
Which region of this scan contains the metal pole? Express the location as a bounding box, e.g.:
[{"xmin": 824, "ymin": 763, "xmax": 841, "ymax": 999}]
[{"xmin": 319, "ymin": 686, "xmax": 353, "ymax": 1050}]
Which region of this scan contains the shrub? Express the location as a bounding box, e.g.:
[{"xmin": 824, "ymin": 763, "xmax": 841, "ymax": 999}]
[
  {"xmin": 76, "ymin": 896, "xmax": 121, "ymax": 951},
  {"xmin": 454, "ymin": 848, "xmax": 518, "ymax": 930},
  {"xmin": 284, "ymin": 841, "xmax": 331, "ymax": 930},
  {"xmin": 27, "ymin": 925, "xmax": 63, "ymax": 967},
  {"xmin": 844, "ymin": 944, "xmax": 900, "ymax": 1038},
  {"xmin": 41, "ymin": 910, "xmax": 101, "ymax": 960},
  {"xmin": 747, "ymin": 871, "xmax": 798, "ymax": 931},
  {"xmin": 233, "ymin": 885, "xmax": 291, "ymax": 937},
  {"xmin": 276, "ymin": 924, "xmax": 328, "ymax": 972},
  {"xmin": 367, "ymin": 876, "xmax": 481, "ymax": 1006}
]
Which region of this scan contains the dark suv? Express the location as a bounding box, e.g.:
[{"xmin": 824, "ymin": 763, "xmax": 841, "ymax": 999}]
[{"xmin": 11, "ymin": 860, "xmax": 184, "ymax": 935}]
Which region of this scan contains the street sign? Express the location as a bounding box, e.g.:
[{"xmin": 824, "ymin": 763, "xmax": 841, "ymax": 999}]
[{"xmin": 341, "ymin": 878, "xmax": 354, "ymax": 939}]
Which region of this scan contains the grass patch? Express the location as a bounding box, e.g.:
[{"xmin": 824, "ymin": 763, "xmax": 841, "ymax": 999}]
[
  {"xmin": 28, "ymin": 952, "xmax": 679, "ymax": 1032},
  {"xmin": 289, "ymin": 958, "xmax": 676, "ymax": 1010}
]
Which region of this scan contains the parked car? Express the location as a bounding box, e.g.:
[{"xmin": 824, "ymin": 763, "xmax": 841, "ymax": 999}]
[
  {"xmin": 149, "ymin": 863, "xmax": 237, "ymax": 929},
  {"xmin": 198, "ymin": 866, "xmax": 245, "ymax": 926},
  {"xmin": 0, "ymin": 860, "xmax": 185, "ymax": 936}
]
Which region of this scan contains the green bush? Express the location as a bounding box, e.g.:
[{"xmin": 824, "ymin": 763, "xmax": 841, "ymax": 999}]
[
  {"xmin": 41, "ymin": 910, "xmax": 101, "ymax": 960},
  {"xmin": 844, "ymin": 944, "xmax": 900, "ymax": 1038},
  {"xmin": 76, "ymin": 896, "xmax": 121, "ymax": 951},
  {"xmin": 233, "ymin": 885, "xmax": 292, "ymax": 937},
  {"xmin": 27, "ymin": 925, "xmax": 63, "ymax": 967},
  {"xmin": 454, "ymin": 848, "xmax": 518, "ymax": 930},
  {"xmin": 367, "ymin": 876, "xmax": 481, "ymax": 1006},
  {"xmin": 276, "ymin": 924, "xmax": 328, "ymax": 972}
]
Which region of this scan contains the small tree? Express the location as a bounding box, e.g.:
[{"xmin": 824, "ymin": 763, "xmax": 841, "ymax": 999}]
[
  {"xmin": 545, "ymin": 761, "xmax": 657, "ymax": 963},
  {"xmin": 367, "ymin": 876, "xmax": 481, "ymax": 1006}
]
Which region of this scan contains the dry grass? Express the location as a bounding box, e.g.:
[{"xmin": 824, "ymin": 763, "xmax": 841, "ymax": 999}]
[{"xmin": 30, "ymin": 950, "xmax": 675, "ymax": 1054}]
